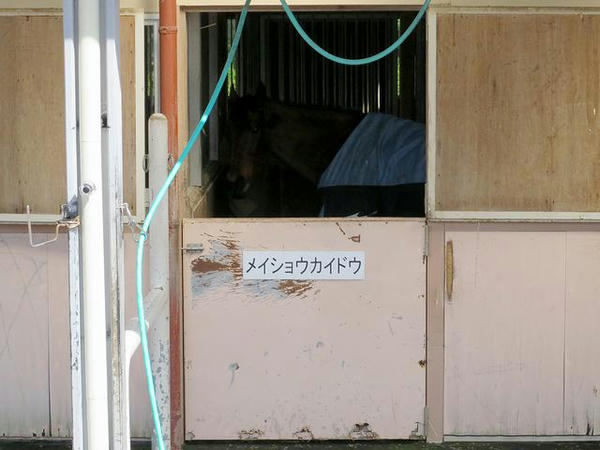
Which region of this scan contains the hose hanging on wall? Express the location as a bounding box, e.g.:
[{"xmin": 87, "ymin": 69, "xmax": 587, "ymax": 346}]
[{"xmin": 135, "ymin": 1, "xmax": 430, "ymax": 446}]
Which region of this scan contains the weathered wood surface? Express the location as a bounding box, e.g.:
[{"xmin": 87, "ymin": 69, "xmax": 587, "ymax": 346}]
[
  {"xmin": 444, "ymin": 224, "xmax": 600, "ymax": 437},
  {"xmin": 0, "ymin": 16, "xmax": 137, "ymax": 215},
  {"xmin": 183, "ymin": 219, "xmax": 426, "ymax": 440},
  {"xmin": 436, "ymin": 14, "xmax": 600, "ymax": 213}
]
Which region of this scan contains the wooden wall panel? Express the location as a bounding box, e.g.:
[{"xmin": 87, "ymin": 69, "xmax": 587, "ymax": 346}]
[
  {"xmin": 121, "ymin": 16, "xmax": 138, "ymax": 214},
  {"xmin": 0, "ymin": 16, "xmax": 66, "ymax": 215},
  {"xmin": 0, "ymin": 15, "xmax": 137, "ymax": 215},
  {"xmin": 436, "ymin": 14, "xmax": 600, "ymax": 212}
]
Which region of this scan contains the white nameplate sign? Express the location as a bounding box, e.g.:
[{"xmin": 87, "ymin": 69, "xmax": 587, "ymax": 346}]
[{"xmin": 243, "ymin": 251, "xmax": 365, "ymax": 280}]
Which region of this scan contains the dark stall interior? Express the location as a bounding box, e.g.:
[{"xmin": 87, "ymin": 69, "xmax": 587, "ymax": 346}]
[{"xmin": 187, "ymin": 10, "xmax": 426, "ymax": 218}]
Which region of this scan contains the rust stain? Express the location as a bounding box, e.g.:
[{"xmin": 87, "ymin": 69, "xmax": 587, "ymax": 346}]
[
  {"xmin": 419, "ymin": 360, "xmax": 427, "ymax": 368},
  {"xmin": 278, "ymin": 280, "xmax": 313, "ymax": 296}
]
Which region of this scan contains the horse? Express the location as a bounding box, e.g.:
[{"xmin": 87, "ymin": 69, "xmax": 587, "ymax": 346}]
[{"xmin": 221, "ymin": 83, "xmax": 425, "ymax": 218}]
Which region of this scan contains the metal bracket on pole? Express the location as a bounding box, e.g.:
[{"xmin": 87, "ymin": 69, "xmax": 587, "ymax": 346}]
[
  {"xmin": 120, "ymin": 202, "xmax": 146, "ymax": 241},
  {"xmin": 25, "ymin": 204, "xmax": 80, "ymax": 248}
]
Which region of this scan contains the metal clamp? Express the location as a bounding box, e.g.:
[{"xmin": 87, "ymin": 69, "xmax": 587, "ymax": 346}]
[{"xmin": 120, "ymin": 203, "xmax": 147, "ymax": 243}]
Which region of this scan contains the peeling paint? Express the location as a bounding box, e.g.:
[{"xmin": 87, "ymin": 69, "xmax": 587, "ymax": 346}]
[
  {"xmin": 349, "ymin": 423, "xmax": 378, "ymax": 440},
  {"xmin": 191, "ymin": 258, "xmax": 231, "ymax": 274},
  {"xmin": 410, "ymin": 422, "xmax": 425, "ymax": 439},
  {"xmin": 238, "ymin": 428, "xmax": 264, "ymax": 440},
  {"xmin": 190, "ymin": 235, "xmax": 315, "ymax": 300},
  {"xmin": 190, "ymin": 238, "xmax": 242, "ymax": 278},
  {"xmin": 278, "ymin": 280, "xmax": 312, "ymax": 296},
  {"xmin": 293, "ymin": 426, "xmax": 314, "ymax": 440}
]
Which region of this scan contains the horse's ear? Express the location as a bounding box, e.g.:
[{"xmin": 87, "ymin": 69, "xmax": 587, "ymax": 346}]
[{"xmin": 255, "ymin": 81, "xmax": 267, "ymax": 106}]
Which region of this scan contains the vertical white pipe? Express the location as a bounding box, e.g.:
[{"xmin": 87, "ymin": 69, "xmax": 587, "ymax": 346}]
[
  {"xmin": 78, "ymin": 0, "xmax": 110, "ymax": 448},
  {"xmin": 101, "ymin": 0, "xmax": 127, "ymax": 448},
  {"xmin": 148, "ymin": 113, "xmax": 171, "ymax": 450},
  {"xmin": 63, "ymin": 0, "xmax": 84, "ymax": 448}
]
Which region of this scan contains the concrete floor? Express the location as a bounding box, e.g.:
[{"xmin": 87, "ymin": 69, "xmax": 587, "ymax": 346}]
[
  {"xmin": 183, "ymin": 442, "xmax": 600, "ymax": 450},
  {"xmin": 2, "ymin": 441, "xmax": 600, "ymax": 450}
]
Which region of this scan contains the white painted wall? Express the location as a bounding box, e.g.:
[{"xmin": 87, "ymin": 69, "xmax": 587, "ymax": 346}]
[
  {"xmin": 0, "ymin": 231, "xmax": 151, "ymax": 438},
  {"xmin": 445, "ymin": 227, "xmax": 600, "ymax": 437}
]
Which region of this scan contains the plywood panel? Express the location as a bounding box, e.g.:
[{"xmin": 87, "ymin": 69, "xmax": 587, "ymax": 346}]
[
  {"xmin": 0, "ymin": 16, "xmax": 137, "ymax": 215},
  {"xmin": 183, "ymin": 219, "xmax": 426, "ymax": 440},
  {"xmin": 0, "ymin": 233, "xmax": 50, "ymax": 437},
  {"xmin": 436, "ymin": 14, "xmax": 600, "ymax": 212},
  {"xmin": 564, "ymin": 232, "xmax": 600, "ymax": 436},
  {"xmin": 444, "ymin": 229, "xmax": 566, "ymax": 435},
  {"xmin": 121, "ymin": 15, "xmax": 138, "ymax": 214},
  {"xmin": 0, "ymin": 16, "xmax": 66, "ymax": 215}
]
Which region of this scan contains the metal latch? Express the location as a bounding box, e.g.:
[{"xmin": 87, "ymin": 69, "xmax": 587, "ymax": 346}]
[{"xmin": 183, "ymin": 244, "xmax": 204, "ymax": 253}]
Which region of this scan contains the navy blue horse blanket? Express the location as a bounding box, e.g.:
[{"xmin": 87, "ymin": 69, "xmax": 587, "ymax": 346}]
[{"xmin": 318, "ymin": 113, "xmax": 426, "ymax": 217}]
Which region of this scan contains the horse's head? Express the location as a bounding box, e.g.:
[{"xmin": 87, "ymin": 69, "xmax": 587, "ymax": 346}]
[{"xmin": 223, "ymin": 83, "xmax": 275, "ymax": 216}]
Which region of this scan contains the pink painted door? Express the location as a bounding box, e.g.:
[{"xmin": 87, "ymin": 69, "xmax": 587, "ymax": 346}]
[
  {"xmin": 183, "ymin": 219, "xmax": 426, "ymax": 440},
  {"xmin": 444, "ymin": 225, "xmax": 600, "ymax": 437},
  {"xmin": 0, "ymin": 231, "xmax": 152, "ymax": 438}
]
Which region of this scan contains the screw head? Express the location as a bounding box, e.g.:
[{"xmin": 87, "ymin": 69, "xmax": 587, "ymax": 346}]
[{"xmin": 80, "ymin": 183, "xmax": 96, "ymax": 195}]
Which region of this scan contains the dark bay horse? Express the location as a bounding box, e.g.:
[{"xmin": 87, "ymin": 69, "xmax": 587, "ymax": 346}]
[{"xmin": 223, "ymin": 84, "xmax": 362, "ymax": 217}]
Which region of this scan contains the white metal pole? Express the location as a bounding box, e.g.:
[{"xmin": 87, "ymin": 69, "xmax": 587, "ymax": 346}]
[
  {"xmin": 100, "ymin": 0, "xmax": 127, "ymax": 447},
  {"xmin": 78, "ymin": 0, "xmax": 110, "ymax": 448},
  {"xmin": 148, "ymin": 113, "xmax": 171, "ymax": 450},
  {"xmin": 63, "ymin": 0, "xmax": 84, "ymax": 448}
]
